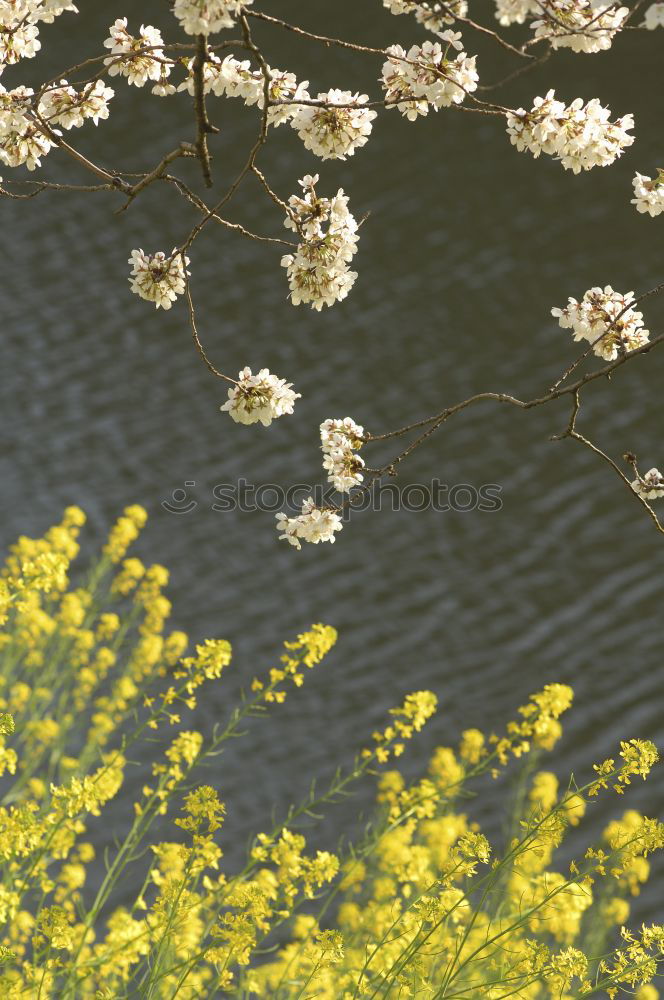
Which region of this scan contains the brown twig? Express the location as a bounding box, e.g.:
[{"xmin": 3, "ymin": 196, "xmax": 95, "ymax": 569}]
[
  {"xmin": 182, "ymin": 261, "xmax": 236, "ymax": 385},
  {"xmin": 116, "ymin": 144, "xmax": 196, "ymax": 214},
  {"xmin": 550, "ymin": 392, "xmax": 664, "ymax": 533}
]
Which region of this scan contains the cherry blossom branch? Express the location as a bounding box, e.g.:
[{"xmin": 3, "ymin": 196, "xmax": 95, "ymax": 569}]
[
  {"xmin": 29, "ymin": 108, "xmax": 131, "ymax": 191},
  {"xmin": 550, "ymin": 391, "xmax": 664, "ymax": 533},
  {"xmin": 0, "ymin": 179, "xmax": 114, "ymax": 197},
  {"xmin": 549, "ymin": 279, "xmax": 664, "ymax": 391},
  {"xmin": 244, "ymin": 11, "xmax": 388, "ymax": 56},
  {"xmin": 437, "ymin": 2, "xmax": 535, "ymax": 58},
  {"xmin": 163, "ymin": 174, "xmax": 295, "ymax": 247},
  {"xmin": 478, "ymin": 51, "xmax": 551, "ymax": 93},
  {"xmin": 116, "ymin": 144, "xmax": 197, "ymax": 213},
  {"xmin": 367, "ymin": 328, "xmax": 664, "ymax": 445}
]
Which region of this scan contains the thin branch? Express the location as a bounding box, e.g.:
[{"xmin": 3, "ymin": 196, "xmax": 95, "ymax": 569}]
[
  {"xmin": 115, "ymin": 144, "xmax": 196, "ymax": 214},
  {"xmin": 369, "ymin": 326, "xmax": 664, "ymax": 443},
  {"xmin": 550, "ymin": 392, "xmax": 664, "ymax": 533},
  {"xmin": 0, "ymin": 180, "xmax": 114, "ymax": 198},
  {"xmin": 29, "ymin": 109, "xmax": 131, "ymax": 192},
  {"xmin": 182, "ymin": 261, "xmax": 237, "ymax": 385},
  {"xmin": 245, "ymin": 10, "xmax": 387, "ymax": 55},
  {"xmin": 164, "ymin": 175, "xmax": 295, "ymax": 247},
  {"xmin": 437, "ymin": 2, "xmax": 534, "ymax": 59}
]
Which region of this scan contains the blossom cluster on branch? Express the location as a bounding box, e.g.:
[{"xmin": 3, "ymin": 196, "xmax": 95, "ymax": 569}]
[
  {"xmin": 551, "ymin": 286, "xmax": 650, "ymax": 361},
  {"xmin": 220, "ymin": 367, "xmax": 300, "ymax": 427},
  {"xmin": 173, "ymin": 0, "xmax": 252, "ymax": 36},
  {"xmin": 506, "ymin": 90, "xmax": 634, "ymax": 173},
  {"xmin": 381, "ymin": 34, "xmax": 478, "ymax": 119},
  {"xmin": 530, "ymin": 0, "xmax": 629, "ymax": 53},
  {"xmin": 128, "ymin": 249, "xmax": 189, "ymax": 310},
  {"xmin": 281, "ymin": 174, "xmax": 359, "ymax": 310}
]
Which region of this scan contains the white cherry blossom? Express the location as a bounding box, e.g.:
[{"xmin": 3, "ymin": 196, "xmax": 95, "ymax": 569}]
[
  {"xmin": 380, "ymin": 46, "xmax": 429, "ymax": 120},
  {"xmin": 103, "ymin": 19, "xmax": 169, "ymax": 89},
  {"xmin": 631, "ymin": 171, "xmax": 664, "ymax": 218},
  {"xmin": 551, "ymin": 286, "xmax": 649, "ymax": 361},
  {"xmin": 0, "ymin": 82, "xmax": 32, "ymax": 132},
  {"xmin": 506, "ymin": 90, "xmax": 634, "ymax": 172},
  {"xmin": 281, "ymin": 175, "xmax": 359, "ymax": 310},
  {"xmin": 261, "ymin": 69, "xmax": 310, "ymax": 128},
  {"xmin": 0, "ymin": 14, "xmax": 40, "ymax": 70},
  {"xmin": 531, "ymin": 0, "xmax": 628, "ymax": 53},
  {"xmin": 29, "ymin": 1, "xmax": 77, "ymax": 24},
  {"xmin": 321, "ymin": 417, "xmax": 365, "ymax": 492},
  {"xmin": 495, "ymin": 0, "xmax": 538, "ymax": 24},
  {"xmin": 177, "ymin": 53, "xmax": 226, "ymax": 96},
  {"xmin": 0, "ymin": 83, "xmax": 54, "ymax": 169},
  {"xmin": 290, "ymin": 90, "xmax": 377, "ymax": 160},
  {"xmin": 180, "ymin": 54, "xmax": 308, "ymax": 128},
  {"xmin": 128, "ymin": 249, "xmax": 189, "ymax": 310},
  {"xmin": 631, "ymin": 468, "xmax": 664, "ymax": 500},
  {"xmin": 276, "ymin": 497, "xmax": 343, "ymax": 549},
  {"xmin": 643, "ymin": 2, "xmax": 664, "ymax": 28},
  {"xmin": 381, "ymin": 36, "xmax": 478, "ymax": 120},
  {"xmin": 220, "ymin": 368, "xmax": 300, "ymax": 427},
  {"xmin": 383, "ymin": 0, "xmax": 469, "ymax": 35},
  {"xmin": 39, "ymin": 79, "xmax": 113, "ymax": 129},
  {"xmin": 172, "ymin": 0, "xmax": 252, "ymax": 36}
]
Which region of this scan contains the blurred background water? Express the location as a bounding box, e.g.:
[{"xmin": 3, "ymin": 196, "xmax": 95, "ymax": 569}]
[{"xmin": 1, "ymin": 2, "xmax": 662, "ymax": 919}]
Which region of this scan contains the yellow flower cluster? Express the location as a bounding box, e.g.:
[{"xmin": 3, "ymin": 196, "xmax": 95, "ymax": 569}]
[
  {"xmin": 0, "ymin": 510, "xmax": 662, "ymax": 999},
  {"xmin": 0, "ymin": 507, "xmax": 350, "ymax": 998},
  {"xmin": 251, "ymin": 623, "xmax": 338, "ymax": 702},
  {"xmin": 491, "ymin": 682, "xmax": 574, "ymax": 766},
  {"xmin": 590, "ymin": 738, "xmax": 660, "ymax": 796},
  {"xmin": 365, "ymin": 689, "xmax": 438, "ymax": 762},
  {"xmin": 249, "ymin": 684, "xmax": 663, "ymax": 1000},
  {"xmin": 102, "ymin": 504, "xmax": 147, "ymax": 563}
]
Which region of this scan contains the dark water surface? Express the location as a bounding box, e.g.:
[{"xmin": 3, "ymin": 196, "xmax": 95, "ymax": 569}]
[{"xmin": 1, "ymin": 3, "xmax": 663, "ymax": 918}]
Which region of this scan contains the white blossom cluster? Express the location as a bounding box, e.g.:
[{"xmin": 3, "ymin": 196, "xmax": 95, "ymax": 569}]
[
  {"xmin": 0, "ymin": 76, "xmax": 114, "ymax": 170},
  {"xmin": 220, "ymin": 367, "xmax": 300, "ymax": 427},
  {"xmin": 0, "ymin": 0, "xmax": 77, "ymax": 74},
  {"xmin": 530, "ymin": 0, "xmax": 628, "ymax": 53},
  {"xmin": 39, "ymin": 79, "xmax": 113, "ymax": 129},
  {"xmin": 178, "ymin": 54, "xmax": 308, "ymax": 128},
  {"xmin": 506, "ymin": 90, "xmax": 634, "ymax": 172},
  {"xmin": 291, "ymin": 90, "xmax": 377, "ymax": 161},
  {"xmin": 276, "ymin": 498, "xmax": 343, "ymax": 549},
  {"xmin": 177, "ymin": 55, "xmax": 376, "ymax": 154},
  {"xmin": 381, "ymin": 35, "xmax": 478, "ymax": 121},
  {"xmin": 495, "ymin": 0, "xmax": 537, "ymax": 25},
  {"xmin": 281, "ymin": 175, "xmax": 359, "ymax": 310},
  {"xmin": 631, "ymin": 468, "xmax": 664, "ymax": 500},
  {"xmin": 321, "ymin": 417, "xmax": 365, "ymax": 492},
  {"xmin": 103, "ymin": 19, "xmax": 171, "ymax": 92},
  {"xmin": 177, "ymin": 53, "xmax": 226, "ymax": 97},
  {"xmin": 643, "ymin": 2, "xmax": 664, "ymax": 28},
  {"xmin": 631, "ymin": 171, "xmax": 664, "ymax": 218},
  {"xmin": 0, "ymin": 84, "xmax": 53, "ymax": 169},
  {"xmin": 383, "ymin": 0, "xmax": 469, "ymax": 36},
  {"xmin": 173, "ymin": 0, "xmax": 252, "ymax": 36},
  {"xmin": 128, "ymin": 249, "xmax": 189, "ymax": 310},
  {"xmin": 551, "ymin": 286, "xmax": 650, "ymax": 361}
]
